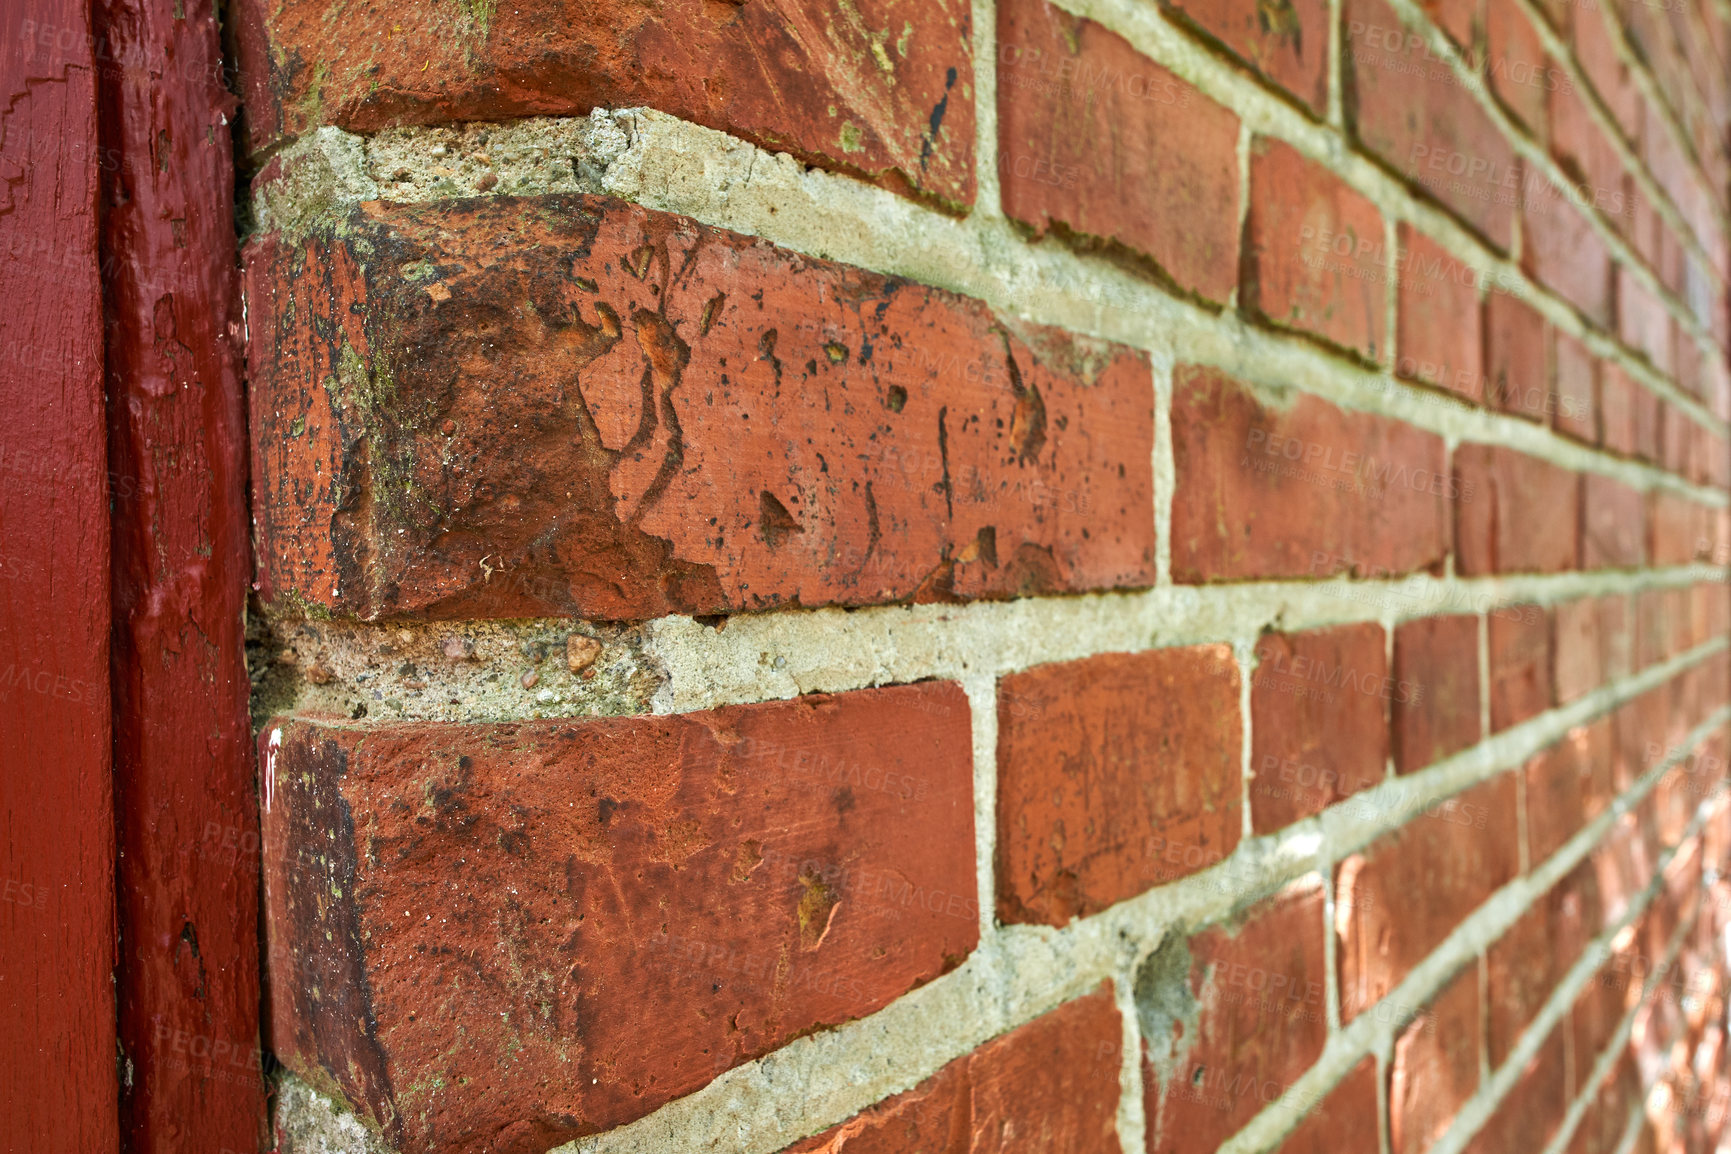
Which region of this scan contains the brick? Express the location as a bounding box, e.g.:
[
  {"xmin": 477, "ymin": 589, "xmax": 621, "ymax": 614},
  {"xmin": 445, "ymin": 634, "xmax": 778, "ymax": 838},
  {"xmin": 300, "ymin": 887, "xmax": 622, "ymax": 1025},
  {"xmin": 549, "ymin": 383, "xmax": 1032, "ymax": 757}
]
[
  {"xmin": 259, "ymin": 683, "xmax": 977, "ymax": 1151},
  {"xmin": 247, "ymin": 194, "xmax": 1156, "ymax": 622},
  {"xmin": 1486, "ymin": 865, "xmax": 1603, "ymax": 1067},
  {"xmin": 1527, "ymin": 721, "xmax": 1617, "ymax": 865},
  {"xmin": 1553, "ymin": 599, "xmax": 1605, "ymax": 704},
  {"xmin": 1249, "ymin": 623, "xmax": 1390, "ymax": 834},
  {"xmin": 783, "ymin": 985, "xmax": 1124, "ymax": 1154},
  {"xmin": 1397, "ymin": 225, "xmax": 1482, "ymax": 400},
  {"xmin": 1650, "ymin": 492, "xmax": 1708, "ymax": 567},
  {"xmin": 997, "ymin": 0, "xmax": 1241, "ymax": 303},
  {"xmin": 1142, "ymin": 883, "xmax": 1329, "ymax": 1153},
  {"xmin": 1550, "ymin": 81, "xmax": 1626, "ymax": 223},
  {"xmin": 1243, "ymin": 137, "xmax": 1388, "ymax": 360},
  {"xmin": 1635, "ymin": 589, "xmax": 1677, "ymax": 667},
  {"xmin": 1453, "ymin": 443, "xmax": 1581, "ymax": 575},
  {"xmin": 996, "ymin": 645, "xmax": 1241, "ymax": 926},
  {"xmin": 1553, "ymin": 330, "xmax": 1597, "ymax": 442},
  {"xmin": 1484, "ymin": 290, "xmax": 1552, "ymax": 421},
  {"xmin": 1570, "ymin": 0, "xmax": 1643, "ymax": 142},
  {"xmin": 1337, "ymin": 773, "xmax": 1521, "ymax": 1020},
  {"xmin": 1618, "ymin": 268, "xmax": 1675, "ymax": 376},
  {"xmin": 1418, "ymin": 0, "xmax": 1477, "ymax": 48},
  {"xmin": 1346, "ymin": 0, "xmax": 1517, "ymax": 248},
  {"xmin": 1599, "ymin": 363, "xmax": 1660, "ymax": 459},
  {"xmin": 1170, "ymin": 365, "xmax": 1450, "ymax": 582},
  {"xmin": 1489, "ymin": 604, "xmax": 1553, "ymax": 731},
  {"xmin": 1485, "ymin": 2, "xmax": 1551, "ymax": 136},
  {"xmin": 1392, "ymin": 614, "xmax": 1482, "ymax": 773},
  {"xmin": 1572, "ymin": 962, "xmax": 1642, "ymax": 1093},
  {"xmin": 1598, "ymin": 594, "xmax": 1633, "ymax": 684},
  {"xmin": 1522, "ymin": 178, "xmax": 1613, "ymax": 326},
  {"xmin": 1568, "ymin": 1060, "xmax": 1642, "ymax": 1154},
  {"xmin": 1462, "ymin": 1026, "xmax": 1567, "ymax": 1153},
  {"xmin": 1390, "ymin": 966, "xmax": 1479, "ymax": 1154},
  {"xmin": 1272, "ymin": 1058, "xmax": 1380, "ymax": 1154},
  {"xmin": 1160, "ymin": 0, "xmax": 1330, "ymax": 114},
  {"xmin": 1580, "ymin": 473, "xmax": 1646, "ymax": 569},
  {"xmin": 229, "ymin": 0, "xmax": 975, "ymax": 207}
]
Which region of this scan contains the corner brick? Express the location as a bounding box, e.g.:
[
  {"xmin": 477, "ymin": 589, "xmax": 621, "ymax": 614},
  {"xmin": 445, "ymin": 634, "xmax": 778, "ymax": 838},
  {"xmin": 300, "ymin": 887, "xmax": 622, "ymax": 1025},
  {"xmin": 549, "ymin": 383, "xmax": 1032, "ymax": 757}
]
[
  {"xmin": 1142, "ymin": 883, "xmax": 1329, "ymax": 1154},
  {"xmin": 1486, "ymin": 864, "xmax": 1602, "ymax": 1067},
  {"xmin": 1521, "ymin": 179, "xmax": 1612, "ymax": 327},
  {"xmin": 1580, "ymin": 474, "xmax": 1647, "ymax": 569},
  {"xmin": 247, "ymin": 194, "xmax": 1155, "ymax": 621},
  {"xmin": 1161, "ymin": 0, "xmax": 1330, "ymax": 112},
  {"xmin": 1345, "ymin": 0, "xmax": 1517, "ymax": 248},
  {"xmin": 1397, "ymin": 225, "xmax": 1482, "ymax": 401},
  {"xmin": 1553, "ymin": 330, "xmax": 1597, "ymax": 443},
  {"xmin": 229, "ymin": 0, "xmax": 976, "ymax": 207},
  {"xmin": 1390, "ymin": 966, "xmax": 1479, "ymax": 1154},
  {"xmin": 1393, "ymin": 614, "xmax": 1482, "ymax": 773},
  {"xmin": 259, "ymin": 684, "xmax": 977, "ymax": 1151},
  {"xmin": 1244, "ymin": 137, "xmax": 1388, "ymax": 360},
  {"xmin": 997, "ymin": 0, "xmax": 1242, "ymax": 303},
  {"xmin": 782, "ymin": 984, "xmax": 1124, "ymax": 1153},
  {"xmin": 1484, "ymin": 291, "xmax": 1552, "ymax": 422},
  {"xmin": 996, "ymin": 645, "xmax": 1242, "ymax": 925},
  {"xmin": 1272, "ymin": 1058, "xmax": 1380, "ymax": 1153},
  {"xmin": 1170, "ymin": 365, "xmax": 1450, "ymax": 581},
  {"xmin": 1250, "ymin": 623, "xmax": 1390, "ymax": 834},
  {"xmin": 1337, "ymin": 773, "xmax": 1520, "ymax": 1020},
  {"xmin": 1488, "ymin": 604, "xmax": 1553, "ymax": 732},
  {"xmin": 1453, "ymin": 443, "xmax": 1581, "ymax": 575}
]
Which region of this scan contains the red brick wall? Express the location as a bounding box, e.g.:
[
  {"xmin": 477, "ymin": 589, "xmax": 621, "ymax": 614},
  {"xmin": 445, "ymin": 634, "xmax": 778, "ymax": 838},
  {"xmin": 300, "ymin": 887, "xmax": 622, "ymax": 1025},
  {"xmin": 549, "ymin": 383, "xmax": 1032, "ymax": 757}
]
[{"xmin": 236, "ymin": 0, "xmax": 1731, "ymax": 1151}]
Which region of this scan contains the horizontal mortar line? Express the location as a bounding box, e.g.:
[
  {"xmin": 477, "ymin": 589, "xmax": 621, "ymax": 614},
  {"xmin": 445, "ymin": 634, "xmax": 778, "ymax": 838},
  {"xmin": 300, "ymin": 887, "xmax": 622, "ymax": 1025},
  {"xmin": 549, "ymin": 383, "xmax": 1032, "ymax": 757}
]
[
  {"xmin": 280, "ymin": 110, "xmax": 1731, "ymax": 468},
  {"xmin": 557, "ymin": 646, "xmax": 1724, "ymax": 1154},
  {"xmin": 1038, "ymin": 0, "xmax": 1726, "ymax": 430},
  {"xmin": 640, "ymin": 567, "xmax": 1725, "ymax": 717},
  {"xmin": 1220, "ymin": 707, "xmax": 1730, "ymax": 1154},
  {"xmin": 1539, "ymin": 868, "xmax": 1708, "ymax": 1154},
  {"xmin": 1512, "ymin": 0, "xmax": 1731, "ymax": 278},
  {"xmin": 1612, "ymin": 1098, "xmax": 1648, "ymax": 1154},
  {"xmin": 1446, "ymin": 801, "xmax": 1713, "ymax": 1154},
  {"xmin": 1369, "ymin": 0, "xmax": 1728, "ymax": 363}
]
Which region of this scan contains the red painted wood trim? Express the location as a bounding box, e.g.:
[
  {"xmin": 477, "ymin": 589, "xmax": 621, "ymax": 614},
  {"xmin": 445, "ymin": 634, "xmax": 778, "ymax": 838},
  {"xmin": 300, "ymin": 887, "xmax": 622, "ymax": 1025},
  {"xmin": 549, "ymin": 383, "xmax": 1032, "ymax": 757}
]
[
  {"xmin": 0, "ymin": 4, "xmax": 120, "ymax": 1151},
  {"xmin": 92, "ymin": 0, "xmax": 265, "ymax": 1148}
]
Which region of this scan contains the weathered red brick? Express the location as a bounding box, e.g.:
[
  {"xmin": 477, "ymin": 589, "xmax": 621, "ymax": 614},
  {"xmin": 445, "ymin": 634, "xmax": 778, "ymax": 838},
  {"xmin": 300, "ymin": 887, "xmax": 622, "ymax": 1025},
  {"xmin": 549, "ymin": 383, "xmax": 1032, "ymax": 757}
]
[
  {"xmin": 1570, "ymin": 0, "xmax": 1642, "ymax": 142},
  {"xmin": 1271, "ymin": 1058, "xmax": 1380, "ymax": 1153},
  {"xmin": 1650, "ymin": 491, "xmax": 1710, "ymax": 566},
  {"xmin": 1553, "ymin": 599, "xmax": 1605, "ymax": 704},
  {"xmin": 1486, "ymin": 864, "xmax": 1603, "ymax": 1066},
  {"xmin": 1527, "ymin": 721, "xmax": 1616, "ymax": 863},
  {"xmin": 247, "ymin": 193, "xmax": 1156, "ymax": 621},
  {"xmin": 998, "ymin": 0, "xmax": 1242, "ymax": 303},
  {"xmin": 1393, "ymin": 613, "xmax": 1482, "ymax": 773},
  {"xmin": 1566, "ymin": 1058, "xmax": 1642, "ymax": 1154},
  {"xmin": 229, "ymin": 0, "xmax": 976, "ymax": 206},
  {"xmin": 1580, "ymin": 473, "xmax": 1647, "ymax": 569},
  {"xmin": 1250, "ymin": 623, "xmax": 1390, "ymax": 834},
  {"xmin": 1142, "ymin": 883, "xmax": 1329, "ymax": 1153},
  {"xmin": 1618, "ymin": 268, "xmax": 1675, "ymax": 376},
  {"xmin": 1454, "ymin": 443, "xmax": 1580, "ymax": 574},
  {"xmin": 1522, "ymin": 178, "xmax": 1613, "ymax": 326},
  {"xmin": 1160, "ymin": 0, "xmax": 1330, "ymax": 113},
  {"xmin": 1490, "ymin": 604, "xmax": 1553, "ymax": 731},
  {"xmin": 1243, "ymin": 137, "xmax": 1389, "ymax": 360},
  {"xmin": 259, "ymin": 683, "xmax": 977, "ymax": 1152},
  {"xmin": 996, "ymin": 645, "xmax": 1241, "ymax": 926},
  {"xmin": 1419, "ymin": 0, "xmax": 1477, "ymax": 48},
  {"xmin": 1337, "ymin": 774, "xmax": 1521, "ymax": 1020},
  {"xmin": 783, "ymin": 985, "xmax": 1124, "ymax": 1154},
  {"xmin": 1484, "ymin": 290, "xmax": 1552, "ymax": 421},
  {"xmin": 1599, "ymin": 363, "xmax": 1660, "ymax": 460},
  {"xmin": 1346, "ymin": 0, "xmax": 1517, "ymax": 247},
  {"xmin": 1397, "ymin": 225, "xmax": 1482, "ymax": 400},
  {"xmin": 1486, "ymin": 2, "xmax": 1551, "ymax": 135},
  {"xmin": 1170, "ymin": 365, "xmax": 1450, "ymax": 581},
  {"xmin": 1390, "ymin": 966, "xmax": 1479, "ymax": 1154},
  {"xmin": 1550, "ymin": 82, "xmax": 1627, "ymax": 225},
  {"xmin": 1552, "ymin": 330, "xmax": 1597, "ymax": 443},
  {"xmin": 1463, "ymin": 1026, "xmax": 1566, "ymax": 1153}
]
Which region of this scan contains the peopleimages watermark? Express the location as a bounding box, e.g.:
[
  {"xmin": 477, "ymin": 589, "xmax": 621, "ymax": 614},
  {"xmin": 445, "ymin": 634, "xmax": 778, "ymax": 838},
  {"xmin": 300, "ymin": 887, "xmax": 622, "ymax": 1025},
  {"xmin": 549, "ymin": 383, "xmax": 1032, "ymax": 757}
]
[
  {"xmin": 1242, "ymin": 427, "xmax": 1473, "ymax": 502},
  {"xmin": 1348, "ymin": 20, "xmax": 1574, "ymax": 98},
  {"xmin": 1253, "ymin": 644, "xmax": 1424, "ymax": 706},
  {"xmin": 996, "ymin": 41, "xmax": 1196, "ymax": 107}
]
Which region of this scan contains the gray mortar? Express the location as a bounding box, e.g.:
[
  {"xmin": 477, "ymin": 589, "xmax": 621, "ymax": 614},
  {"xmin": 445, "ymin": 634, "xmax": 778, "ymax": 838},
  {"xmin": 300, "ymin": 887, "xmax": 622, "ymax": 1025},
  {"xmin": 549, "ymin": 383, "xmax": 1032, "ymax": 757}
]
[
  {"xmin": 247, "ymin": 614, "xmax": 660, "ymax": 726},
  {"xmin": 276, "ymin": 1073, "xmax": 392, "ymax": 1154}
]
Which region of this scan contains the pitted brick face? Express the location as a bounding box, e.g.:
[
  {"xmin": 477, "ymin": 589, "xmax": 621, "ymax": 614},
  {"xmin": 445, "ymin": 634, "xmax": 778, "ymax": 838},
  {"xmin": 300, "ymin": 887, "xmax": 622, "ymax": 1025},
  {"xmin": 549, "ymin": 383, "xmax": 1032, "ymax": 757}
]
[
  {"xmin": 229, "ymin": 0, "xmax": 977, "ymax": 207},
  {"xmin": 259, "ymin": 682, "xmax": 977, "ymax": 1153},
  {"xmin": 246, "ymin": 193, "xmax": 1155, "ymax": 621}
]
